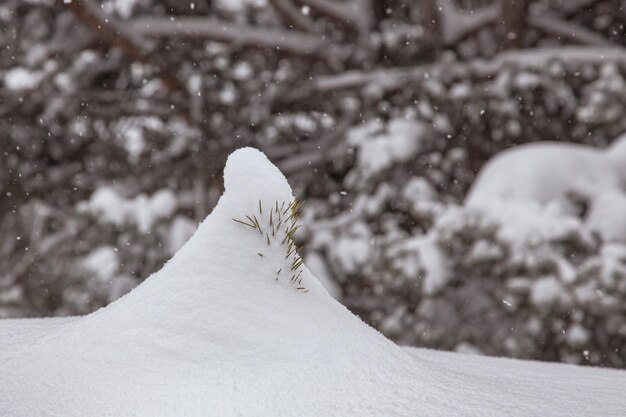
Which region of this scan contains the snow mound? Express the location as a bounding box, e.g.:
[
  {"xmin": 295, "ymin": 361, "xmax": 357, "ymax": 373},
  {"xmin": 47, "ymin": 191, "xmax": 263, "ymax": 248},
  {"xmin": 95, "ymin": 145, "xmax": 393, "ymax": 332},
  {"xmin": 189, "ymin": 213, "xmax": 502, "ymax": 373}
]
[{"xmin": 1, "ymin": 148, "xmax": 625, "ymax": 416}]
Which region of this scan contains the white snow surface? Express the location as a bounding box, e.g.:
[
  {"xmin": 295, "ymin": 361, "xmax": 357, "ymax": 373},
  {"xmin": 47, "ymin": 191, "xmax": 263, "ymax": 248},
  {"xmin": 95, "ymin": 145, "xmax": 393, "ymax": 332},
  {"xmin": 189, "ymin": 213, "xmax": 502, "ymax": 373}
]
[{"xmin": 1, "ymin": 148, "xmax": 625, "ymax": 416}]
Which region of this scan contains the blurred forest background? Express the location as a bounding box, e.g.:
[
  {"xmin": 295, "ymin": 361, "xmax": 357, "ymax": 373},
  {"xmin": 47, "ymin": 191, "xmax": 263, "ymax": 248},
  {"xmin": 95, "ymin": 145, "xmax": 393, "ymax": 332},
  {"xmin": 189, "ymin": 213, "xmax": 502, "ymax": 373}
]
[{"xmin": 2, "ymin": 0, "xmax": 626, "ymax": 368}]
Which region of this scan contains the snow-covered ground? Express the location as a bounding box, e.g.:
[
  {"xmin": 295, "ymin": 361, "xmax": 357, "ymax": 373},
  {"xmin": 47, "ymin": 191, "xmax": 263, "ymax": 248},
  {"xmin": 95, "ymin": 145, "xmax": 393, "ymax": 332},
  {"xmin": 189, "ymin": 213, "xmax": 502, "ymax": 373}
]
[{"xmin": 1, "ymin": 148, "xmax": 625, "ymax": 416}]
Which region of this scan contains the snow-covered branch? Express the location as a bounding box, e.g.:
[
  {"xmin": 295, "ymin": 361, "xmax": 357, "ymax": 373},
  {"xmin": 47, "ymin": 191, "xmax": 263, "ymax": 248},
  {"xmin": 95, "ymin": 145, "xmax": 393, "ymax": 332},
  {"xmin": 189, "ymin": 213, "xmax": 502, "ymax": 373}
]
[
  {"xmin": 437, "ymin": 0, "xmax": 619, "ymax": 49},
  {"xmin": 312, "ymin": 46, "xmax": 626, "ymax": 92}
]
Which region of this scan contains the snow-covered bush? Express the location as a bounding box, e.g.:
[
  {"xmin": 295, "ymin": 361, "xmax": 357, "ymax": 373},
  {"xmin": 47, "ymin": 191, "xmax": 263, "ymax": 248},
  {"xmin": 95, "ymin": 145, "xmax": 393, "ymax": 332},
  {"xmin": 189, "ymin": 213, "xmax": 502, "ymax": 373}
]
[
  {"xmin": 299, "ymin": 62, "xmax": 626, "ymax": 367},
  {"xmin": 306, "ymin": 186, "xmax": 626, "ymax": 366}
]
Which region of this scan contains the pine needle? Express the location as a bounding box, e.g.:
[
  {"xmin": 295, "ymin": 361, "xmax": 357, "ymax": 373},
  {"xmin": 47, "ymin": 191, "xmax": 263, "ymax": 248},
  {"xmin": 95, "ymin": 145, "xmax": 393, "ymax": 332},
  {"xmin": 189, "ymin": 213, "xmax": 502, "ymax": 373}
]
[
  {"xmin": 287, "ymin": 224, "xmax": 301, "ymax": 238},
  {"xmin": 232, "ymin": 218, "xmax": 256, "ymax": 228},
  {"xmin": 245, "ymin": 215, "xmax": 258, "ymax": 230},
  {"xmin": 252, "ymin": 215, "xmax": 263, "ymax": 235},
  {"xmin": 236, "ymin": 199, "xmax": 308, "ymax": 294},
  {"xmin": 291, "ymin": 258, "xmax": 303, "ymax": 271}
]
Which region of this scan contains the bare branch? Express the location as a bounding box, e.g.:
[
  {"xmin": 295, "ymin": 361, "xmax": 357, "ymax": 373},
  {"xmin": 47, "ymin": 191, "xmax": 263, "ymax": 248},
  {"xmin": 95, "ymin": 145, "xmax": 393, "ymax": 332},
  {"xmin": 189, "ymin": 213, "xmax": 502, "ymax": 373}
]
[
  {"xmin": 127, "ymin": 17, "xmax": 330, "ymax": 56},
  {"xmin": 268, "ymin": 0, "xmax": 318, "ymax": 32},
  {"xmin": 314, "ymin": 70, "xmax": 375, "ymax": 91},
  {"xmin": 529, "ymin": 12, "xmax": 615, "ymax": 47},
  {"xmin": 43, "ymin": 11, "xmax": 96, "ymax": 60},
  {"xmin": 437, "ymin": 0, "xmax": 618, "ymax": 50},
  {"xmin": 558, "ymin": 0, "xmax": 602, "ymax": 18},
  {"xmin": 1, "ymin": 220, "xmax": 82, "ymax": 290},
  {"xmin": 351, "ymin": 0, "xmax": 375, "ymax": 47},
  {"xmin": 295, "ymin": 0, "xmax": 355, "ymax": 24},
  {"xmin": 438, "ymin": 0, "xmax": 499, "ymax": 45},
  {"xmin": 295, "ymin": 0, "xmax": 373, "ymax": 44},
  {"xmin": 65, "ymin": 0, "xmax": 188, "ymax": 96},
  {"xmin": 272, "ymin": 115, "xmax": 354, "ymax": 174}
]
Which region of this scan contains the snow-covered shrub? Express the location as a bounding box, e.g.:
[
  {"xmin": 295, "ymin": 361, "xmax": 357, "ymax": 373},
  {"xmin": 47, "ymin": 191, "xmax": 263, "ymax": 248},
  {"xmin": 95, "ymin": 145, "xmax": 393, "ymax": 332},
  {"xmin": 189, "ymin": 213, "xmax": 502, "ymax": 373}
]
[
  {"xmin": 300, "ymin": 66, "xmax": 626, "ymax": 366},
  {"xmin": 306, "ymin": 188, "xmax": 626, "ymax": 366},
  {"xmin": 577, "ymin": 63, "xmax": 626, "ymax": 125},
  {"xmin": 344, "ymin": 118, "xmax": 429, "ymax": 186}
]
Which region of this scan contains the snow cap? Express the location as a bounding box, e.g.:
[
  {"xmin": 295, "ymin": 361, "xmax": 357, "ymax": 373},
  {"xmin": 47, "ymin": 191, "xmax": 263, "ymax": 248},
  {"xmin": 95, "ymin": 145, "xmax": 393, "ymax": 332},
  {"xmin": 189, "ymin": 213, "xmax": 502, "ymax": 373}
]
[{"xmin": 223, "ymin": 147, "xmax": 293, "ymax": 207}]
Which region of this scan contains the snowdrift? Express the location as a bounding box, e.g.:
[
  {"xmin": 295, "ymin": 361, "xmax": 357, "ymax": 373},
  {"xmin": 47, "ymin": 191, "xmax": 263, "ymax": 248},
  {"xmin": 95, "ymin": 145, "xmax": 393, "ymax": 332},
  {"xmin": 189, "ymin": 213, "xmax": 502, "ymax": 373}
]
[{"xmin": 1, "ymin": 148, "xmax": 625, "ymax": 417}]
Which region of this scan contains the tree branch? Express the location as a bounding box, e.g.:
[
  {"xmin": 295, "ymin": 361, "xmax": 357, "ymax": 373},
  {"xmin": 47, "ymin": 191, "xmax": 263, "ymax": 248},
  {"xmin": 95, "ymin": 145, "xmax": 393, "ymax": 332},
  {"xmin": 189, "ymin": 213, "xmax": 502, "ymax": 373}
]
[
  {"xmin": 438, "ymin": 0, "xmax": 499, "ymax": 46},
  {"xmin": 272, "ymin": 114, "xmax": 354, "ymax": 174},
  {"xmin": 437, "ymin": 0, "xmax": 620, "ymax": 50},
  {"xmin": 312, "ymin": 46, "xmax": 626, "ymax": 92},
  {"xmin": 528, "ymin": 12, "xmax": 616, "ymax": 47},
  {"xmin": 127, "ymin": 17, "xmax": 330, "ymax": 56},
  {"xmin": 558, "ymin": 0, "xmax": 602, "ymax": 18},
  {"xmin": 268, "ymin": 0, "xmax": 318, "ymax": 32},
  {"xmin": 295, "ymin": 0, "xmax": 356, "ymax": 24},
  {"xmin": 1, "ymin": 219, "xmax": 82, "ymax": 290},
  {"xmin": 66, "ymin": 0, "xmax": 188, "ymax": 96},
  {"xmin": 295, "ymin": 0, "xmax": 373, "ymax": 44}
]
